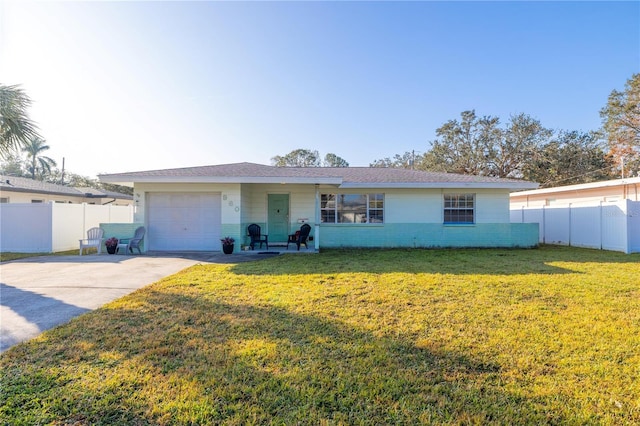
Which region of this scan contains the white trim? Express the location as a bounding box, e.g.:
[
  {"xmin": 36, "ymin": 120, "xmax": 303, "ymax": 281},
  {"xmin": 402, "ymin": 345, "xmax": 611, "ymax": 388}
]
[
  {"xmin": 339, "ymin": 182, "xmax": 537, "ymax": 190},
  {"xmin": 511, "ymin": 177, "xmax": 640, "ymax": 197}
]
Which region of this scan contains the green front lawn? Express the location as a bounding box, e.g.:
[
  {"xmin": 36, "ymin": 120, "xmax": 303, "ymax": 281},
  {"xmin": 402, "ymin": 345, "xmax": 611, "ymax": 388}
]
[
  {"xmin": 0, "ymin": 249, "xmax": 81, "ymax": 262},
  {"xmin": 1, "ymin": 246, "xmax": 639, "ymax": 424}
]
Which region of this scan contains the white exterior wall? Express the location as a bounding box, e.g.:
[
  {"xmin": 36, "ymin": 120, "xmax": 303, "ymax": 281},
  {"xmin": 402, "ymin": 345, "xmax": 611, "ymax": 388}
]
[
  {"xmin": 384, "ymin": 189, "xmax": 441, "ymax": 223},
  {"xmin": 385, "ymin": 188, "xmax": 510, "ymax": 224},
  {"xmin": 475, "ymin": 190, "xmax": 510, "ymax": 223},
  {"xmin": 134, "ymin": 185, "xmax": 513, "ymax": 229},
  {"xmin": 244, "ymin": 184, "xmax": 316, "ymax": 229},
  {"xmin": 238, "ymin": 185, "xmax": 511, "ymax": 235}
]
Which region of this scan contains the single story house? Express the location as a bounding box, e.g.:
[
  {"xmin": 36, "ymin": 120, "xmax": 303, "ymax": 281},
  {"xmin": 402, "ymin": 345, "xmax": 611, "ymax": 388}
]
[
  {"xmin": 98, "ymin": 162, "xmax": 539, "ymax": 252},
  {"xmin": 0, "ymin": 175, "xmax": 133, "ymax": 206},
  {"xmin": 510, "ymin": 176, "xmax": 640, "ymax": 208}
]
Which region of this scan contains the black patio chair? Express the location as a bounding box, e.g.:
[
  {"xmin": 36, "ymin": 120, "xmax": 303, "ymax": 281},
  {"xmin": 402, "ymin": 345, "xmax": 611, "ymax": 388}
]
[
  {"xmin": 247, "ymin": 223, "xmax": 268, "ymax": 250},
  {"xmin": 287, "ymin": 223, "xmax": 311, "ymax": 251}
]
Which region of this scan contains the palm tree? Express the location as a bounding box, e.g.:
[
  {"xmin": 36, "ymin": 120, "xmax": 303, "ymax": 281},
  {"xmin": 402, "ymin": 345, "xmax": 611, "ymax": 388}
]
[
  {"xmin": 0, "ymin": 84, "xmax": 41, "ymax": 157},
  {"xmin": 22, "ymin": 137, "xmax": 56, "ymax": 179}
]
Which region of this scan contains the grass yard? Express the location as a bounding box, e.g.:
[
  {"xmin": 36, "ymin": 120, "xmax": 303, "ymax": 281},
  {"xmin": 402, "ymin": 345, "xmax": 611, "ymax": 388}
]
[
  {"xmin": 0, "ymin": 249, "xmax": 81, "ymax": 262},
  {"xmin": 1, "ymin": 246, "xmax": 639, "ymax": 425}
]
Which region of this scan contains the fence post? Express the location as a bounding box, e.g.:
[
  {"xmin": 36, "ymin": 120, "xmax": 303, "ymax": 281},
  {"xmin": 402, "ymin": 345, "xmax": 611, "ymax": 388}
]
[
  {"xmin": 542, "ymin": 205, "xmax": 546, "ymax": 244},
  {"xmin": 568, "ymin": 203, "xmax": 572, "ymax": 247},
  {"xmin": 599, "ymin": 201, "xmax": 603, "ymax": 250},
  {"xmin": 82, "ymin": 203, "xmax": 87, "ymax": 235}
]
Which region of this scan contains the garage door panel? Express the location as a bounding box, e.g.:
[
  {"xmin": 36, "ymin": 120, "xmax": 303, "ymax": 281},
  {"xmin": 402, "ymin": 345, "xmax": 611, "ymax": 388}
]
[{"xmin": 147, "ymin": 193, "xmax": 221, "ymax": 251}]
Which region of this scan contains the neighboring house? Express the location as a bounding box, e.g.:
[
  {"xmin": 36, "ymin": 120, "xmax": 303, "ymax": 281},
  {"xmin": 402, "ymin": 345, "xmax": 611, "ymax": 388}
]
[
  {"xmin": 510, "ymin": 177, "xmax": 640, "ymax": 254},
  {"xmin": 510, "ymin": 177, "xmax": 640, "ymax": 208},
  {"xmin": 0, "ymin": 175, "xmax": 133, "ymax": 205},
  {"xmin": 99, "ymin": 162, "xmax": 538, "ymax": 253}
]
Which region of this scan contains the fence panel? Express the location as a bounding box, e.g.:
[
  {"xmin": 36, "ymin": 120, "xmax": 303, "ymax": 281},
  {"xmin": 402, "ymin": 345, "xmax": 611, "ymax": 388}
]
[
  {"xmin": 0, "ymin": 204, "xmax": 53, "ymax": 252},
  {"xmin": 0, "ymin": 203, "xmax": 133, "ymax": 253},
  {"xmin": 52, "ymin": 204, "xmax": 85, "ymax": 252},
  {"xmin": 511, "ymin": 200, "xmax": 639, "ymax": 253},
  {"xmin": 543, "ymin": 207, "xmax": 571, "ymax": 245},
  {"xmin": 628, "ymin": 200, "xmax": 640, "ymax": 253},
  {"xmin": 601, "ymin": 203, "xmax": 628, "ymax": 252},
  {"xmin": 522, "ymin": 208, "xmax": 545, "ymax": 243},
  {"xmin": 570, "ymin": 205, "xmax": 602, "ymax": 249}
]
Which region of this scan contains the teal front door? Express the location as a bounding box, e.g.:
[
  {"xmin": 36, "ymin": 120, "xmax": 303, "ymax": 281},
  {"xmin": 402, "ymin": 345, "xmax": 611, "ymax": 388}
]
[{"xmin": 268, "ymin": 194, "xmax": 289, "ymax": 242}]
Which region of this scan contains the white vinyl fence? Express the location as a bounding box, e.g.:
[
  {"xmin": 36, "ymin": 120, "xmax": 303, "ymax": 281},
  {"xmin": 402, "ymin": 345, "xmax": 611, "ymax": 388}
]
[
  {"xmin": 510, "ymin": 199, "xmax": 640, "ymax": 254},
  {"xmin": 0, "ymin": 203, "xmax": 133, "ymax": 253}
]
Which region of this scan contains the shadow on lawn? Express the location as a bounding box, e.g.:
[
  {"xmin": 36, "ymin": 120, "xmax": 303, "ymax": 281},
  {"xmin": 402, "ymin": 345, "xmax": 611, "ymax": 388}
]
[
  {"xmin": 230, "ymin": 245, "xmax": 640, "ymax": 276},
  {"xmin": 228, "ymin": 247, "xmax": 581, "ymax": 276},
  {"xmin": 1, "ymin": 289, "xmax": 573, "ymax": 424}
]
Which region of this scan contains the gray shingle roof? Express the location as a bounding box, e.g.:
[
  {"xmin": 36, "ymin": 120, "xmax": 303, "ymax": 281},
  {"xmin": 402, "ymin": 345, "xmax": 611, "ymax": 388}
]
[
  {"xmin": 99, "ymin": 162, "xmax": 537, "ymax": 190},
  {"xmin": 0, "ymin": 175, "xmax": 132, "ymax": 199}
]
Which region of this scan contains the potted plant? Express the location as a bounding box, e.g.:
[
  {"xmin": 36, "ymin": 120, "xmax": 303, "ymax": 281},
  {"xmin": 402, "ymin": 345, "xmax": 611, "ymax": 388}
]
[
  {"xmin": 220, "ymin": 236, "xmax": 235, "ymax": 254},
  {"xmin": 105, "ymin": 237, "xmax": 119, "ymax": 254}
]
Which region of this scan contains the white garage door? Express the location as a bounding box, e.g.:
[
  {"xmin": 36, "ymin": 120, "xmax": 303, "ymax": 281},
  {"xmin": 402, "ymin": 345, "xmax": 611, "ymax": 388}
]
[{"xmin": 147, "ymin": 193, "xmax": 221, "ymax": 251}]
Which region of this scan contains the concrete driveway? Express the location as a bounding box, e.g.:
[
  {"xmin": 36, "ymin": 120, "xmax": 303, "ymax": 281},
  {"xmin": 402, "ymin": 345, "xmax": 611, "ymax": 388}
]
[{"xmin": 0, "ymin": 252, "xmax": 269, "ymax": 353}]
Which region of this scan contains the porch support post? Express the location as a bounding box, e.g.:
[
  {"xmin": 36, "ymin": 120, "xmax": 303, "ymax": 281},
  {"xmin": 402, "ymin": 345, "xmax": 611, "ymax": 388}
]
[{"xmin": 314, "ymin": 184, "xmax": 320, "ymax": 250}]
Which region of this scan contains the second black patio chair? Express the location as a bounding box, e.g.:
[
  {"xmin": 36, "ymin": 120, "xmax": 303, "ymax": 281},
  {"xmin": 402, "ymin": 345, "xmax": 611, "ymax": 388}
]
[{"xmin": 287, "ymin": 223, "xmax": 311, "ymax": 251}]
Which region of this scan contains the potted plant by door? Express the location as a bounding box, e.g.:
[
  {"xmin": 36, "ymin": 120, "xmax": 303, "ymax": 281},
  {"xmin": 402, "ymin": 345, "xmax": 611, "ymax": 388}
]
[
  {"xmin": 105, "ymin": 237, "xmax": 118, "ymax": 254},
  {"xmin": 221, "ymin": 236, "xmax": 235, "ymax": 254}
]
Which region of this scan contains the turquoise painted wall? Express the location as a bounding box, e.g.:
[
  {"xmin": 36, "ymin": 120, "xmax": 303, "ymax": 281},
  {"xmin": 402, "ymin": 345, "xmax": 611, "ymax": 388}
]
[
  {"xmin": 100, "ymin": 223, "xmax": 146, "ymax": 252},
  {"xmin": 318, "ymin": 223, "xmax": 538, "ymax": 248},
  {"xmin": 220, "ymin": 223, "xmax": 243, "ymax": 253}
]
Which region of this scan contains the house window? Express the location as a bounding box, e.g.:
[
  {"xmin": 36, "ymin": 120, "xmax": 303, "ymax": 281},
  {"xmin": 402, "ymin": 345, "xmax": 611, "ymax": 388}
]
[
  {"xmin": 0, "ymin": 197, "xmax": 8, "ymax": 203},
  {"xmin": 444, "ymin": 193, "xmax": 475, "ymax": 224},
  {"xmin": 31, "ymin": 199, "xmax": 44, "ymax": 203},
  {"xmin": 321, "ymin": 193, "xmax": 384, "ymax": 223}
]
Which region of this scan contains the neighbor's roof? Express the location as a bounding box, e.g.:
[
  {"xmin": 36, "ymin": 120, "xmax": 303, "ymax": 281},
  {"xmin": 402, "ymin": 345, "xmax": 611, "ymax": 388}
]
[
  {"xmin": 0, "ymin": 175, "xmax": 133, "ymax": 199},
  {"xmin": 510, "ymin": 176, "xmax": 640, "ymax": 197},
  {"xmin": 99, "ymin": 162, "xmax": 538, "ymax": 191}
]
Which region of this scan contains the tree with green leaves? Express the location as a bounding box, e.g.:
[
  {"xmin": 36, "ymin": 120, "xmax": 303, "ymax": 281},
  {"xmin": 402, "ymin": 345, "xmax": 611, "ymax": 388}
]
[
  {"xmin": 600, "ymin": 73, "xmax": 640, "ymax": 177},
  {"xmin": 0, "ymin": 149, "xmax": 26, "ymax": 177},
  {"xmin": 272, "ymin": 149, "xmax": 349, "ymax": 167},
  {"xmin": 323, "ymin": 153, "xmax": 349, "ymax": 167},
  {"xmin": 522, "ymin": 131, "xmax": 614, "ymax": 187},
  {"xmin": 370, "ymin": 151, "xmax": 418, "ymax": 169},
  {"xmin": 421, "ymin": 110, "xmax": 501, "ymax": 176},
  {"xmin": 487, "ymin": 113, "xmax": 552, "ymax": 178},
  {"xmin": 0, "ymin": 84, "xmax": 41, "ymax": 157},
  {"xmin": 271, "ymin": 149, "xmax": 321, "ymax": 167},
  {"xmin": 22, "ymin": 137, "xmax": 57, "ymax": 179}
]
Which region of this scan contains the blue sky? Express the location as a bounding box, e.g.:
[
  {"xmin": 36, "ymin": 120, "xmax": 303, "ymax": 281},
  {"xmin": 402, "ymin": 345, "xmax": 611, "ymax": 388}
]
[{"xmin": 2, "ymin": 1, "xmax": 638, "ymax": 178}]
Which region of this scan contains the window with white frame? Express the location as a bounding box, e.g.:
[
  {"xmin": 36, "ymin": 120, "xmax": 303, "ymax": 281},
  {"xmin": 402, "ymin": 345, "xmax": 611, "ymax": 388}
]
[
  {"xmin": 444, "ymin": 193, "xmax": 475, "ymax": 224},
  {"xmin": 321, "ymin": 193, "xmax": 384, "ymax": 223}
]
